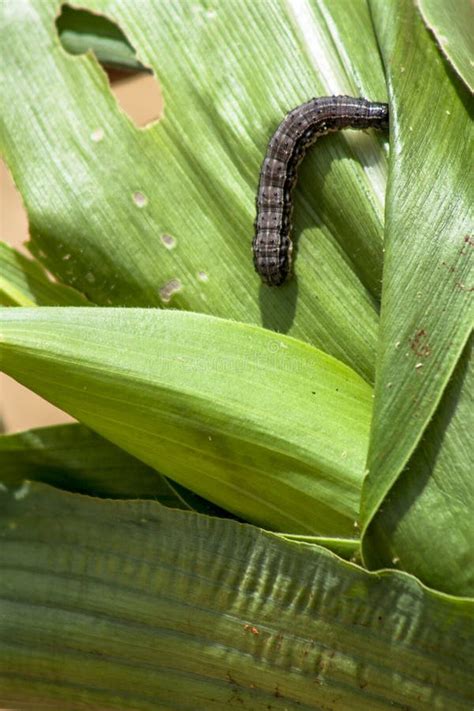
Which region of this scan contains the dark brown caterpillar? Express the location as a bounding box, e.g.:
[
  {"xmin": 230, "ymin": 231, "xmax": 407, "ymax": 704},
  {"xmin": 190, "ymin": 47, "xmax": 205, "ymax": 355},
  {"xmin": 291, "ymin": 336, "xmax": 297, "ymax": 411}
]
[{"xmin": 253, "ymin": 95, "xmax": 389, "ymax": 286}]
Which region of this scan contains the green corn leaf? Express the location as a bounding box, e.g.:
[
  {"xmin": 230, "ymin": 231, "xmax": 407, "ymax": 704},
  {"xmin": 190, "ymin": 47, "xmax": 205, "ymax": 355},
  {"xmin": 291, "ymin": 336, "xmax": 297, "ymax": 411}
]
[
  {"xmin": 0, "ymin": 241, "xmax": 89, "ymax": 306},
  {"xmin": 360, "ymin": 0, "xmax": 473, "ymax": 591},
  {"xmin": 0, "ymin": 421, "xmax": 358, "ymax": 560},
  {"xmin": 0, "ymin": 422, "xmax": 359, "ymax": 559},
  {"xmin": 0, "ymin": 0, "xmax": 390, "ymax": 382},
  {"xmin": 1, "ymin": 1, "xmax": 472, "ymax": 705},
  {"xmin": 417, "ymin": 0, "xmax": 474, "ymax": 92},
  {"xmin": 0, "ymin": 307, "xmax": 372, "ymax": 536},
  {"xmin": 0, "ymin": 422, "xmax": 230, "ymax": 517},
  {"xmin": 363, "ymin": 336, "xmax": 473, "ymax": 597},
  {"xmin": 0, "ymin": 482, "xmax": 472, "ymax": 710}
]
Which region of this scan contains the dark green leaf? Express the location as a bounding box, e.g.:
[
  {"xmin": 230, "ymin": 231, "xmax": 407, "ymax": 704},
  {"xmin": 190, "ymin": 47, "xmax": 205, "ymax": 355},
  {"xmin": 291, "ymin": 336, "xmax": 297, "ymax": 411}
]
[
  {"xmin": 362, "ymin": 336, "xmax": 473, "ymax": 596},
  {"xmin": 56, "ymin": 3, "xmax": 151, "ymax": 73},
  {"xmin": 361, "ymin": 0, "xmax": 473, "ymax": 582},
  {"xmin": 0, "ymin": 483, "xmax": 472, "ymax": 710}
]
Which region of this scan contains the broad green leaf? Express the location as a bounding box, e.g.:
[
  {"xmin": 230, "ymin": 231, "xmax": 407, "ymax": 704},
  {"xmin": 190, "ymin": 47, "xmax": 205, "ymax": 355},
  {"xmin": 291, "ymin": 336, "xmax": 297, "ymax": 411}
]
[
  {"xmin": 0, "ymin": 241, "xmax": 89, "ymax": 306},
  {"xmin": 418, "ymin": 0, "xmax": 474, "ymax": 92},
  {"xmin": 361, "ymin": 0, "xmax": 473, "ymax": 563},
  {"xmin": 0, "ymin": 483, "xmax": 473, "ymax": 710},
  {"xmin": 0, "ymin": 422, "xmax": 230, "ymax": 517},
  {"xmin": 56, "ymin": 3, "xmax": 151, "ymax": 73},
  {"xmin": 0, "ymin": 307, "xmax": 372, "ymax": 536},
  {"xmin": 363, "ymin": 336, "xmax": 473, "ymax": 596},
  {"xmin": 0, "ymin": 0, "xmax": 389, "ymax": 382}
]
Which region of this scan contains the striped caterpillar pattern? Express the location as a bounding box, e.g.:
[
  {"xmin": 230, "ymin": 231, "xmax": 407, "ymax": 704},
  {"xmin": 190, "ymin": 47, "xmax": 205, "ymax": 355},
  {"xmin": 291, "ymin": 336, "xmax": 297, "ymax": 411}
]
[{"xmin": 253, "ymin": 95, "xmax": 389, "ymax": 286}]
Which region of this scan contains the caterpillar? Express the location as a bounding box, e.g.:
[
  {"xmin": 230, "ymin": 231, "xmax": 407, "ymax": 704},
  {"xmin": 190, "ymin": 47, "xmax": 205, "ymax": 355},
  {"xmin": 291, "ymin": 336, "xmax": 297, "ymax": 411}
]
[{"xmin": 252, "ymin": 95, "xmax": 389, "ymax": 286}]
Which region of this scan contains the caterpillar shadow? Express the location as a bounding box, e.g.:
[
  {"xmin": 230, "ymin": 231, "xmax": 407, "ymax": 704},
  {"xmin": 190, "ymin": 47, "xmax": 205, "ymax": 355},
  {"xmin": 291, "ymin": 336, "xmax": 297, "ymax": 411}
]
[{"xmin": 258, "ymin": 274, "xmax": 299, "ymax": 335}]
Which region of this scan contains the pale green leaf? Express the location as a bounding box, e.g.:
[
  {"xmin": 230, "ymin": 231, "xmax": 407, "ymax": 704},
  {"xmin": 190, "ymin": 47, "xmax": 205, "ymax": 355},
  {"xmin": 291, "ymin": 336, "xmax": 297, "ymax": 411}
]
[
  {"xmin": 0, "ymin": 422, "xmax": 230, "ymax": 517},
  {"xmin": 417, "ymin": 0, "xmax": 474, "ymax": 92},
  {"xmin": 0, "ymin": 241, "xmax": 89, "ymax": 306},
  {"xmin": 0, "ymin": 0, "xmax": 390, "ymax": 381},
  {"xmin": 0, "ymin": 483, "xmax": 472, "ymax": 710},
  {"xmin": 0, "ymin": 307, "xmax": 372, "ymax": 536},
  {"xmin": 361, "ymin": 0, "xmax": 473, "ymax": 565}
]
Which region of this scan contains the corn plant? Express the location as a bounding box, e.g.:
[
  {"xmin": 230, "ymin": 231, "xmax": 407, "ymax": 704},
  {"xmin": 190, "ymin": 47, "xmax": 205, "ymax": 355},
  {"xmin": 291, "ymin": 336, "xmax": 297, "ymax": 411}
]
[{"xmin": 0, "ymin": 0, "xmax": 472, "ymax": 708}]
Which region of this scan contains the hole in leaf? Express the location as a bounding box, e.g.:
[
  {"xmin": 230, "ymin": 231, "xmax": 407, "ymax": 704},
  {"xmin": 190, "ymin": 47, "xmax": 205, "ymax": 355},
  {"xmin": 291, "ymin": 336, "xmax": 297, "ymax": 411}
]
[
  {"xmin": 56, "ymin": 4, "xmax": 149, "ymax": 73},
  {"xmin": 56, "ymin": 4, "xmax": 163, "ymax": 127}
]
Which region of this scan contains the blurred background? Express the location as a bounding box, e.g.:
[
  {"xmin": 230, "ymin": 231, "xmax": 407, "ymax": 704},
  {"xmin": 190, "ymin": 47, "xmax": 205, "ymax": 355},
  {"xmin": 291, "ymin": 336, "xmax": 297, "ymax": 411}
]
[{"xmin": 1, "ymin": 70, "xmax": 163, "ymax": 433}]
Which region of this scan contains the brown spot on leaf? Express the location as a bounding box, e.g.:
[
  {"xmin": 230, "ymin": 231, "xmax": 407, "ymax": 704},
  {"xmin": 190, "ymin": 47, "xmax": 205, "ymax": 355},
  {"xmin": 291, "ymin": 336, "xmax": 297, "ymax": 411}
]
[
  {"xmin": 132, "ymin": 191, "xmax": 148, "ymax": 208},
  {"xmin": 243, "ymin": 624, "xmax": 259, "ymax": 636},
  {"xmin": 441, "ymin": 260, "xmax": 456, "ymax": 273},
  {"xmin": 159, "ymin": 278, "xmax": 182, "ymax": 303},
  {"xmin": 456, "ymin": 282, "xmax": 474, "ymax": 292},
  {"xmin": 160, "ymin": 233, "xmax": 177, "ymax": 249},
  {"xmin": 409, "ymin": 329, "xmax": 431, "ymax": 358}
]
